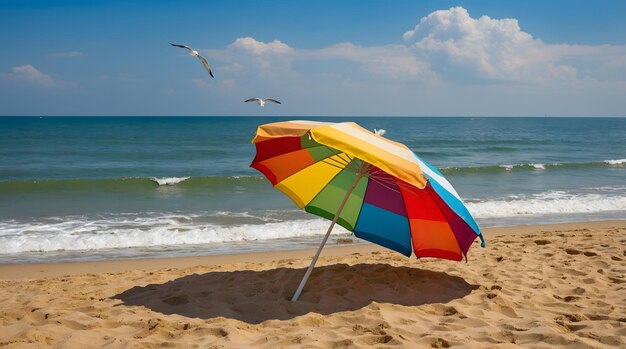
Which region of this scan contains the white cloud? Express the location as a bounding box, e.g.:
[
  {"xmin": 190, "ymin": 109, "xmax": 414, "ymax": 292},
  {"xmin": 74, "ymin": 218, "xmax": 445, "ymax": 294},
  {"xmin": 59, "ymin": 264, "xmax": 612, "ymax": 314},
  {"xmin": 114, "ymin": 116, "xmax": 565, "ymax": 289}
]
[
  {"xmin": 162, "ymin": 87, "xmax": 176, "ymax": 95},
  {"xmin": 305, "ymin": 43, "xmax": 434, "ymax": 80},
  {"xmin": 218, "ymin": 63, "xmax": 244, "ymax": 73},
  {"xmin": 229, "ymin": 37, "xmax": 294, "ymax": 55},
  {"xmin": 228, "ymin": 37, "xmax": 296, "ymax": 76},
  {"xmin": 191, "ymin": 78, "xmax": 207, "ymax": 87},
  {"xmin": 402, "ymin": 7, "xmax": 584, "ymax": 83},
  {"xmin": 11, "ymin": 65, "xmax": 57, "ymax": 87},
  {"xmin": 213, "ymin": 7, "xmax": 623, "ymax": 86},
  {"xmin": 201, "ymin": 37, "xmax": 297, "ymax": 76},
  {"xmin": 221, "ymin": 79, "xmax": 236, "ymax": 89},
  {"xmin": 208, "ymin": 37, "xmax": 429, "ymax": 80},
  {"xmin": 49, "ymin": 51, "xmax": 83, "ymax": 58}
]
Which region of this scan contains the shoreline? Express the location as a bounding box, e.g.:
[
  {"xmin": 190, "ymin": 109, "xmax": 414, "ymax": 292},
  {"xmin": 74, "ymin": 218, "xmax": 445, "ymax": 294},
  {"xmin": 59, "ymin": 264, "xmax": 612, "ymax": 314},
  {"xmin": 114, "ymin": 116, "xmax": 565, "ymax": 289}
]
[{"xmin": 1, "ymin": 219, "xmax": 624, "ymax": 280}]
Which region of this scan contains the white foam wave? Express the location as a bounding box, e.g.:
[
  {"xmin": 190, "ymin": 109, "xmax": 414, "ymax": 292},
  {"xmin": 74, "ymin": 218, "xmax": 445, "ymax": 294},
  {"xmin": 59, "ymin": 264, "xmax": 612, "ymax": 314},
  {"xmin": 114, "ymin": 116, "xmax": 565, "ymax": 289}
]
[
  {"xmin": 467, "ymin": 191, "xmax": 626, "ymax": 218},
  {"xmin": 498, "ymin": 163, "xmax": 547, "ymax": 171},
  {"xmin": 2, "ymin": 189, "xmax": 625, "ymax": 255},
  {"xmin": 530, "ymin": 163, "xmax": 545, "ymax": 170},
  {"xmin": 231, "ymin": 175, "xmax": 264, "ymax": 180},
  {"xmin": 150, "ymin": 177, "xmax": 190, "ymax": 185},
  {"xmin": 0, "ymin": 214, "xmax": 346, "ymax": 254},
  {"xmin": 605, "ymin": 159, "xmax": 626, "ymax": 166}
]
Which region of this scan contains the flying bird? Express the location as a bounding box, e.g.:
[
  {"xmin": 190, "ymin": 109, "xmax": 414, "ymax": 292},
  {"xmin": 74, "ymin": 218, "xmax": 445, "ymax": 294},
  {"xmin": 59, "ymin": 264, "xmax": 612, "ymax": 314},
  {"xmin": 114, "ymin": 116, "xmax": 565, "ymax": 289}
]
[
  {"xmin": 244, "ymin": 98, "xmax": 282, "ymax": 107},
  {"xmin": 170, "ymin": 43, "xmax": 214, "ymax": 78}
]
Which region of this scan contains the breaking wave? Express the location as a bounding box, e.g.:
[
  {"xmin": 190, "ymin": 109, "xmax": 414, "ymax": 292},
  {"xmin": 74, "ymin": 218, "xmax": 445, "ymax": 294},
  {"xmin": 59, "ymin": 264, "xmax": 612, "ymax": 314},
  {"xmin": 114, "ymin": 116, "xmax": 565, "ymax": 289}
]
[{"xmin": 440, "ymin": 159, "xmax": 625, "ymax": 175}]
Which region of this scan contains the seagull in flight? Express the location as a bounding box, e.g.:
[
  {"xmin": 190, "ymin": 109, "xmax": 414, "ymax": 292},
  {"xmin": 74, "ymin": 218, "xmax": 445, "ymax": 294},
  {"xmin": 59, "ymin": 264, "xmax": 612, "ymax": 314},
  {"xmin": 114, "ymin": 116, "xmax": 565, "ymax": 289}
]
[
  {"xmin": 170, "ymin": 43, "xmax": 214, "ymax": 78},
  {"xmin": 244, "ymin": 98, "xmax": 282, "ymax": 107}
]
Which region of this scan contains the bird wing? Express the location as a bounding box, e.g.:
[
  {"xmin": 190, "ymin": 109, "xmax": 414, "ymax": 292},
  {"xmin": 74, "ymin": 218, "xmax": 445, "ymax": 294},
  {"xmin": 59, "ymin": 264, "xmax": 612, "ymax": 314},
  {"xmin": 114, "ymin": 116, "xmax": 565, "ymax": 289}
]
[
  {"xmin": 170, "ymin": 43, "xmax": 192, "ymax": 50},
  {"xmin": 264, "ymin": 98, "xmax": 282, "ymax": 104},
  {"xmin": 244, "ymin": 98, "xmax": 260, "ymax": 103},
  {"xmin": 196, "ymin": 54, "xmax": 214, "ymax": 78}
]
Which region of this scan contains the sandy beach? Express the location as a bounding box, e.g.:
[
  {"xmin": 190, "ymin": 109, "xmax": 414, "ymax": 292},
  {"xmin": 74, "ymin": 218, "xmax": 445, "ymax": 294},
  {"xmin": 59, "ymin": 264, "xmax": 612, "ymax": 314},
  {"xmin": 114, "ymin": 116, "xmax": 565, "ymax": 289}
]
[{"xmin": 1, "ymin": 220, "xmax": 624, "ymax": 348}]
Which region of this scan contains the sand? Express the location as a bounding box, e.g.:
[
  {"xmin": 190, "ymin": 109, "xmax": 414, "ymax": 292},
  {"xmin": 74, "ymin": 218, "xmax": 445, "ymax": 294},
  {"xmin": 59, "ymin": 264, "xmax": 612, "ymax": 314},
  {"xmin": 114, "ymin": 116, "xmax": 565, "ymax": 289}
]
[{"xmin": 0, "ymin": 220, "xmax": 624, "ymax": 348}]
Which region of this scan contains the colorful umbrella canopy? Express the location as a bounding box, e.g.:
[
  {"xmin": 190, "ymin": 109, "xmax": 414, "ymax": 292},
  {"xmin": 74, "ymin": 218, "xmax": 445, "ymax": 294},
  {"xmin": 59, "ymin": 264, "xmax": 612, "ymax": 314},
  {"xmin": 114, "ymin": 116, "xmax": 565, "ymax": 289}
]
[{"xmin": 251, "ymin": 120, "xmax": 485, "ymax": 301}]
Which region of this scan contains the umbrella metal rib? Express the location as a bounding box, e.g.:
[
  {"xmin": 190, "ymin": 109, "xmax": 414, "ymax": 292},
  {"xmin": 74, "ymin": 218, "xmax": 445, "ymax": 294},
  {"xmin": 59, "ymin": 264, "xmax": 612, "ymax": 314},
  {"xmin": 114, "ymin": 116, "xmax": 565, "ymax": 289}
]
[
  {"xmin": 366, "ymin": 175, "xmax": 402, "ymax": 194},
  {"xmin": 321, "ymin": 153, "xmax": 361, "ymax": 173}
]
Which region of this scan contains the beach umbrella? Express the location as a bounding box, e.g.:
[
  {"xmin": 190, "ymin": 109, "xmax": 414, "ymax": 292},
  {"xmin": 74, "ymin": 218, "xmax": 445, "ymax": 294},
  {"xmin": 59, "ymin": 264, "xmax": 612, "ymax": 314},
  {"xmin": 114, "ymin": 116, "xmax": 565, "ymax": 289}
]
[{"xmin": 251, "ymin": 120, "xmax": 485, "ymax": 301}]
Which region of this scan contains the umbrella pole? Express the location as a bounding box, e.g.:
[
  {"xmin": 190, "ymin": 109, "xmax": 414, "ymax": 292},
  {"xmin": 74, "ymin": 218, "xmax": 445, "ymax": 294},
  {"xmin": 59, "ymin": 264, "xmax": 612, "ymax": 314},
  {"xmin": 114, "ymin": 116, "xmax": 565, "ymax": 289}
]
[{"xmin": 291, "ymin": 163, "xmax": 369, "ymax": 302}]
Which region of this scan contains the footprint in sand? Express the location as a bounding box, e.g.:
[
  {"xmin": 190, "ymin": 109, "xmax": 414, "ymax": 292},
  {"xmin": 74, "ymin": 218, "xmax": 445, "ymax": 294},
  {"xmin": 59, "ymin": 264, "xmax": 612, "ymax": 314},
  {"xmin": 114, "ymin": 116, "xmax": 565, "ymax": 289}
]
[
  {"xmin": 431, "ymin": 338, "xmax": 451, "ymax": 348},
  {"xmin": 563, "ymin": 295, "xmax": 579, "ymax": 303},
  {"xmin": 188, "ymin": 327, "xmax": 228, "ymax": 338},
  {"xmin": 565, "ymin": 248, "xmax": 581, "ymax": 255},
  {"xmin": 563, "ymin": 313, "xmax": 586, "ymax": 322},
  {"xmin": 586, "ymin": 314, "xmax": 611, "ymax": 321},
  {"xmin": 331, "ymin": 339, "xmax": 354, "ymax": 348},
  {"xmin": 534, "ymin": 239, "xmax": 551, "ymax": 245},
  {"xmin": 357, "ymin": 334, "xmax": 396, "ymax": 345},
  {"xmin": 564, "ymin": 268, "xmax": 586, "ymax": 276},
  {"xmin": 443, "ymin": 306, "xmax": 458, "ymax": 316},
  {"xmin": 502, "ymin": 324, "xmax": 529, "ymax": 332},
  {"xmin": 555, "ymin": 316, "xmax": 587, "ymax": 332},
  {"xmin": 553, "ymin": 294, "xmax": 579, "ymax": 302}
]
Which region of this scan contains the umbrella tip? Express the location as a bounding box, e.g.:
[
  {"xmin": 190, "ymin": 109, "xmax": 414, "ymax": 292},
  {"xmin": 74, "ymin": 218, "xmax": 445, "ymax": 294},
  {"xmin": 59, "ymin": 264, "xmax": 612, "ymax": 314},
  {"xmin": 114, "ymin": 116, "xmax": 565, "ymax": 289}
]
[
  {"xmin": 374, "ymin": 128, "xmax": 386, "ymax": 136},
  {"xmin": 479, "ymin": 234, "xmax": 486, "ymax": 248}
]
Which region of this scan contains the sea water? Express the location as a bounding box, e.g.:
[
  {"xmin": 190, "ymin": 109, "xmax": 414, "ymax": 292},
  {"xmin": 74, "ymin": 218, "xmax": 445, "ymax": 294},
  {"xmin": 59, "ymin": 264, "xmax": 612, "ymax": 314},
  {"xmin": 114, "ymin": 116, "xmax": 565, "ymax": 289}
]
[{"xmin": 0, "ymin": 117, "xmax": 624, "ymax": 263}]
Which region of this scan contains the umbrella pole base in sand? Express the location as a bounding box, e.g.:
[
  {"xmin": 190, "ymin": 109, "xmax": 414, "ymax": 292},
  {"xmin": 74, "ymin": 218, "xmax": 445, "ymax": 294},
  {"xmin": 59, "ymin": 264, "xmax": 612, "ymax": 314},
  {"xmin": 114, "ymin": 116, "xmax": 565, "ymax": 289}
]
[{"xmin": 291, "ymin": 164, "xmax": 368, "ymax": 302}]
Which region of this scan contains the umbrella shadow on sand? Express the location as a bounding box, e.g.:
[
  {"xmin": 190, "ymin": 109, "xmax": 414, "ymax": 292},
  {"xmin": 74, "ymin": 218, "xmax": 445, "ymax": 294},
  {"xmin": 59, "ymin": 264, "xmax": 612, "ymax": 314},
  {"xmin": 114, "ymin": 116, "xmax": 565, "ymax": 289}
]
[{"xmin": 112, "ymin": 263, "xmax": 477, "ymax": 324}]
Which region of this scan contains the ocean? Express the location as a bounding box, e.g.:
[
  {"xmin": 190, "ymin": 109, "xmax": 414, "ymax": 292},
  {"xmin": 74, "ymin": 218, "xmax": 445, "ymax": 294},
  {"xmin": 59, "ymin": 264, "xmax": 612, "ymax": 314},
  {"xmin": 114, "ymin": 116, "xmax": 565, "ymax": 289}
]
[{"xmin": 0, "ymin": 117, "xmax": 624, "ymax": 263}]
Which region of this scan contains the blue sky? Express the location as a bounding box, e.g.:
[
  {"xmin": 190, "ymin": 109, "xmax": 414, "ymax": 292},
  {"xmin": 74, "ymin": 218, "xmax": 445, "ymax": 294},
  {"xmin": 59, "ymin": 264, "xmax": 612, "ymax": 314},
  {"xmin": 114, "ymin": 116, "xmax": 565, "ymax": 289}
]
[{"xmin": 1, "ymin": 0, "xmax": 625, "ymax": 116}]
